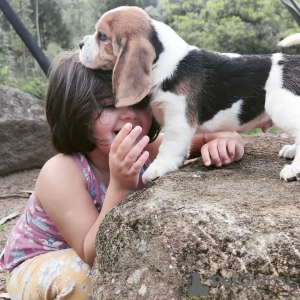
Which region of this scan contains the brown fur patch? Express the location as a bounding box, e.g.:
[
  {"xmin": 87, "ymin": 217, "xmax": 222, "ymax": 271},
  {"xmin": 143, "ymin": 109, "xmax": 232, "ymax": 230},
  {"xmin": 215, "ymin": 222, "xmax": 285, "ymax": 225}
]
[
  {"xmin": 91, "ymin": 7, "xmax": 154, "ymax": 89},
  {"xmin": 90, "ymin": 7, "xmax": 156, "ymax": 106},
  {"xmin": 104, "ymin": 44, "xmax": 114, "ymax": 56},
  {"xmin": 172, "ymin": 79, "xmax": 199, "ymax": 127},
  {"xmin": 100, "ymin": 7, "xmax": 151, "ymax": 38},
  {"xmin": 113, "ymin": 37, "xmax": 156, "ymax": 107}
]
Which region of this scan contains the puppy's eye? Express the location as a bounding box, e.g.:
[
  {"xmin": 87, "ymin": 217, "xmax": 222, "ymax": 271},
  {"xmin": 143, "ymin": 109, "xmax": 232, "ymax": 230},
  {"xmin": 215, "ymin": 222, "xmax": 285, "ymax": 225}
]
[{"xmin": 98, "ymin": 32, "xmax": 107, "ymax": 41}]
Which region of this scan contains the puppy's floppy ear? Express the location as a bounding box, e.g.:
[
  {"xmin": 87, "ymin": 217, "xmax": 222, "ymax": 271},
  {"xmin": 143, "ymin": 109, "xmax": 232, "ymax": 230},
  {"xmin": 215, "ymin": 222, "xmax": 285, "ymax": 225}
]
[{"xmin": 113, "ymin": 37, "xmax": 155, "ymax": 107}]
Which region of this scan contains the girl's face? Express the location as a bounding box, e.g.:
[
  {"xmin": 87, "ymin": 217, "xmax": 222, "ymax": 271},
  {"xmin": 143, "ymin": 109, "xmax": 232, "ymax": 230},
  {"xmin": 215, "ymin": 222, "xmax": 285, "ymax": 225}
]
[{"xmin": 91, "ymin": 98, "xmax": 152, "ymax": 156}]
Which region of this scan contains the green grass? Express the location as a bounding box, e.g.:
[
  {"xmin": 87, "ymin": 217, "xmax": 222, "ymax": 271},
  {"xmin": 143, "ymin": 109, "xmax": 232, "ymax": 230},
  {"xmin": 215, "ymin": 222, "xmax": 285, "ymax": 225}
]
[{"xmin": 241, "ymin": 126, "xmax": 279, "ymax": 136}]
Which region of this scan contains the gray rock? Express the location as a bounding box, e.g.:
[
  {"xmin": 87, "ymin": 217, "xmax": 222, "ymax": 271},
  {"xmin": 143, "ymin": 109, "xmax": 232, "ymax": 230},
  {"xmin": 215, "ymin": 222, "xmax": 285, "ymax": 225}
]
[
  {"xmin": 93, "ymin": 133, "xmax": 300, "ymax": 300},
  {"xmin": 0, "ymin": 84, "xmax": 54, "ymax": 176}
]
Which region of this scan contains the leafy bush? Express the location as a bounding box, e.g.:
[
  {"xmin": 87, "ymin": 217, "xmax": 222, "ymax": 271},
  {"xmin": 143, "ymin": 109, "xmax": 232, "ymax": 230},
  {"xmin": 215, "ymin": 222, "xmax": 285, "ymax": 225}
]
[{"xmin": 0, "ymin": 65, "xmax": 47, "ymax": 99}]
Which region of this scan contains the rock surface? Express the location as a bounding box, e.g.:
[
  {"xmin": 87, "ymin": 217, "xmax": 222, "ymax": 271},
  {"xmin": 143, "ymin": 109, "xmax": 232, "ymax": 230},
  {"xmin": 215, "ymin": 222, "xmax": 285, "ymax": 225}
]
[
  {"xmin": 93, "ymin": 133, "xmax": 300, "ymax": 300},
  {"xmin": 0, "ymin": 84, "xmax": 54, "ymax": 176}
]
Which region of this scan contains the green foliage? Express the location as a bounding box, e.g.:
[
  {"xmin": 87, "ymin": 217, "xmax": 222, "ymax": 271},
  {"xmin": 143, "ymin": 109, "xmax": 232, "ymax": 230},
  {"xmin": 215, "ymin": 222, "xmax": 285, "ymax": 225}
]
[
  {"xmin": 0, "ymin": 225, "xmax": 7, "ymax": 233},
  {"xmin": 29, "ymin": 0, "xmax": 71, "ymax": 49},
  {"xmin": 105, "ymin": 0, "xmax": 144, "ymax": 10},
  {"xmin": 45, "ymin": 43, "xmax": 64, "ymax": 63},
  {"xmin": 161, "ymin": 0, "xmax": 300, "ymax": 54},
  {"xmin": 0, "ymin": 65, "xmax": 46, "ymax": 99}
]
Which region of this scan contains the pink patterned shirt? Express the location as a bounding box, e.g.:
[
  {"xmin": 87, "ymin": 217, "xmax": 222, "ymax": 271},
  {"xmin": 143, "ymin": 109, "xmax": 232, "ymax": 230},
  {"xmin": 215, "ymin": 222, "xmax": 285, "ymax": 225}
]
[{"xmin": 0, "ymin": 153, "xmax": 151, "ymax": 271}]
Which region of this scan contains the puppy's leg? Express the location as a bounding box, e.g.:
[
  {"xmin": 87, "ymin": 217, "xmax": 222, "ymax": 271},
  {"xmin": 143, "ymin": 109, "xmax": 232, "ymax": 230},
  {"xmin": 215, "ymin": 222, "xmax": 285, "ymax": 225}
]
[
  {"xmin": 280, "ymin": 140, "xmax": 300, "ymax": 181},
  {"xmin": 265, "ymin": 89, "xmax": 300, "ymax": 181},
  {"xmin": 279, "ymin": 143, "xmax": 297, "ymax": 159},
  {"xmin": 142, "ymin": 93, "xmax": 196, "ymax": 184},
  {"xmin": 264, "ymin": 53, "xmax": 300, "ymax": 181}
]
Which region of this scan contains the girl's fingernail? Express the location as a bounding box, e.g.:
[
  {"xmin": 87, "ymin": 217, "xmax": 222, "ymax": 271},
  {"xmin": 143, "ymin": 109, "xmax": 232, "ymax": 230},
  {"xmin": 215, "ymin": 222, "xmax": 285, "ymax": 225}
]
[
  {"xmin": 125, "ymin": 123, "xmax": 132, "ymax": 129},
  {"xmin": 133, "ymin": 126, "xmax": 142, "ymax": 132}
]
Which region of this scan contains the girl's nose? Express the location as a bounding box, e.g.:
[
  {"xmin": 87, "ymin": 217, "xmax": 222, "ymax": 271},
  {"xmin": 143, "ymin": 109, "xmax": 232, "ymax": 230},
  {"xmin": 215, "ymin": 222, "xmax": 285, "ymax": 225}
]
[{"xmin": 119, "ymin": 107, "xmax": 137, "ymax": 120}]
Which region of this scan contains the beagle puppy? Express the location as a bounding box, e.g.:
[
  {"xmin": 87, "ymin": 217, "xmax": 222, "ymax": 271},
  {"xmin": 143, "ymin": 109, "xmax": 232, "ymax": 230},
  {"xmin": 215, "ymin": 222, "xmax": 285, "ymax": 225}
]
[{"xmin": 79, "ymin": 6, "xmax": 300, "ymax": 183}]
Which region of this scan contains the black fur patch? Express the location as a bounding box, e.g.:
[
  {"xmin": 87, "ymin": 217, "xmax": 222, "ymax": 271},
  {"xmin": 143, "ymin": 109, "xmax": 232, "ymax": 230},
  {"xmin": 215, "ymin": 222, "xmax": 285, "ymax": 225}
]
[
  {"xmin": 149, "ymin": 26, "xmax": 164, "ymax": 64},
  {"xmin": 282, "ymin": 54, "xmax": 300, "ymax": 96},
  {"xmin": 162, "ymin": 49, "xmax": 272, "ymax": 125}
]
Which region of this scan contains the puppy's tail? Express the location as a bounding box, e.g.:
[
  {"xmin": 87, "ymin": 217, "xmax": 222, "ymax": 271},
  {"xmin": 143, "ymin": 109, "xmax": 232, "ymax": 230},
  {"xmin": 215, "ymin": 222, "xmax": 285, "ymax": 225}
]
[{"xmin": 278, "ymin": 33, "xmax": 300, "ymax": 47}]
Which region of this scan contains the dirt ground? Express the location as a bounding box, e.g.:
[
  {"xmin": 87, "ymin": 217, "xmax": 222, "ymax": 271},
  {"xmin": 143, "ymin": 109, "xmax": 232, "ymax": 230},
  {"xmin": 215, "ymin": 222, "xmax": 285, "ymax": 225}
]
[{"xmin": 0, "ymin": 168, "xmax": 41, "ymax": 298}]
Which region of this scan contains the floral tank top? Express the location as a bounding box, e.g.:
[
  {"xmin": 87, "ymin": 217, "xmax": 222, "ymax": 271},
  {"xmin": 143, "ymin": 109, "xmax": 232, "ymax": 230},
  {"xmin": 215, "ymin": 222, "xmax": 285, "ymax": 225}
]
[{"xmin": 0, "ymin": 153, "xmax": 151, "ymax": 271}]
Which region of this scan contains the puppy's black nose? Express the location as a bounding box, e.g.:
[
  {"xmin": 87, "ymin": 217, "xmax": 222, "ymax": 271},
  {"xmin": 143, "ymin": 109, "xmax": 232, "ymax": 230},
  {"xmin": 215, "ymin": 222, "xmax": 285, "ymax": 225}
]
[{"xmin": 79, "ymin": 41, "xmax": 84, "ymax": 49}]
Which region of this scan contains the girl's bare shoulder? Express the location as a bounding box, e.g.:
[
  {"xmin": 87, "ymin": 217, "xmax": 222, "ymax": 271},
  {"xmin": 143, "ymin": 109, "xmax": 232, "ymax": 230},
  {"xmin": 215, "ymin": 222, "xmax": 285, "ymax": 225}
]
[{"xmin": 36, "ymin": 153, "xmax": 86, "ymax": 200}]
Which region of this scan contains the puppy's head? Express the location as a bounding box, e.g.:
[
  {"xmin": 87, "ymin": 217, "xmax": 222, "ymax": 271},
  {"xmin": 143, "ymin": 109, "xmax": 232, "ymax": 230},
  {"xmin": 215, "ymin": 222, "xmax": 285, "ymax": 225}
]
[{"xmin": 79, "ymin": 6, "xmax": 156, "ymax": 107}]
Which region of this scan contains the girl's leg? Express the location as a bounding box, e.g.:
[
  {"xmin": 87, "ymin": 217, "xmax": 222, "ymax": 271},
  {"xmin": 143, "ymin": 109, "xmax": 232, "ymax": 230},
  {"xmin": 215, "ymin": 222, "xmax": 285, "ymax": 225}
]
[{"xmin": 7, "ymin": 248, "xmax": 92, "ymax": 300}]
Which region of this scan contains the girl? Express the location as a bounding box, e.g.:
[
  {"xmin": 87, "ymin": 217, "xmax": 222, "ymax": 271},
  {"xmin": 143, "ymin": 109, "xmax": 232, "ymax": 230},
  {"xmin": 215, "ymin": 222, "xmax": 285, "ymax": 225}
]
[{"xmin": 0, "ymin": 51, "xmax": 244, "ymax": 299}]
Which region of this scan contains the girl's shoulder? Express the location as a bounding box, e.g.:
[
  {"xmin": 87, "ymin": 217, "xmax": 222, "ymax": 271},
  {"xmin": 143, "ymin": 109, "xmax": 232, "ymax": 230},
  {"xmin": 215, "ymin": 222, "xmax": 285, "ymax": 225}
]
[
  {"xmin": 41, "ymin": 153, "xmax": 83, "ymax": 176},
  {"xmin": 35, "ymin": 154, "xmax": 87, "ymax": 200}
]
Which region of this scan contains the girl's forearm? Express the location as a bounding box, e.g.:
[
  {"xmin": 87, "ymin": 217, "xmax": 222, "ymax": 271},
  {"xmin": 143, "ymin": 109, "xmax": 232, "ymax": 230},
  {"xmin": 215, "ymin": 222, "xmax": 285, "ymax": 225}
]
[
  {"xmin": 204, "ymin": 132, "xmax": 244, "ymax": 145},
  {"xmin": 189, "ymin": 134, "xmax": 206, "ymax": 159},
  {"xmin": 82, "ymin": 185, "xmax": 130, "ymax": 266}
]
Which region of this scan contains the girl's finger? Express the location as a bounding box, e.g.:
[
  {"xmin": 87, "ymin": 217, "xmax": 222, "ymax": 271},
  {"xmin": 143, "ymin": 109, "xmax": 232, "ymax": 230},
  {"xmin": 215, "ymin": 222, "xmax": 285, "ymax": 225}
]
[
  {"xmin": 201, "ymin": 144, "xmax": 211, "ymax": 166},
  {"xmin": 110, "ymin": 123, "xmax": 132, "ymax": 154},
  {"xmin": 217, "ymin": 139, "xmax": 230, "ymax": 164},
  {"xmin": 123, "ymin": 135, "xmax": 150, "ymax": 168},
  {"xmin": 129, "ymin": 151, "xmax": 150, "ymax": 174},
  {"xmin": 116, "ymin": 126, "xmax": 143, "ymax": 161},
  {"xmin": 227, "ymin": 139, "xmax": 237, "ymax": 159},
  {"xmin": 208, "ymin": 139, "xmax": 222, "ymax": 167}
]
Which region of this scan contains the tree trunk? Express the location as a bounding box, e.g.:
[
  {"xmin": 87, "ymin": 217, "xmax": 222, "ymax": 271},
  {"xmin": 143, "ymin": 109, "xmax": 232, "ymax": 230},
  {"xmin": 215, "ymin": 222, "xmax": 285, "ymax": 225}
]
[
  {"xmin": 19, "ymin": 0, "xmax": 27, "ymax": 78},
  {"xmin": 35, "ymin": 0, "xmax": 41, "ymax": 48}
]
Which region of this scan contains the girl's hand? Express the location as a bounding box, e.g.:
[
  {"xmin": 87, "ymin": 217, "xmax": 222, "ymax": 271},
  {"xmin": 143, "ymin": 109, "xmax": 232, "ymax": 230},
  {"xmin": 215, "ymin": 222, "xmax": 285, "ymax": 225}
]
[
  {"xmin": 201, "ymin": 132, "xmax": 244, "ymax": 167},
  {"xmin": 109, "ymin": 123, "xmax": 150, "ymax": 193}
]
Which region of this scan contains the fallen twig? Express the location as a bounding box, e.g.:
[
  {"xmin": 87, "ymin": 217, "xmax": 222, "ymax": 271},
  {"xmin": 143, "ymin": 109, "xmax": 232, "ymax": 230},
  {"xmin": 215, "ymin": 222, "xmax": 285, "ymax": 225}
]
[
  {"xmin": 0, "ymin": 194, "xmax": 28, "ymax": 199},
  {"xmin": 0, "ymin": 212, "xmax": 20, "ymax": 225},
  {"xmin": 0, "ymin": 190, "xmax": 33, "ymax": 199}
]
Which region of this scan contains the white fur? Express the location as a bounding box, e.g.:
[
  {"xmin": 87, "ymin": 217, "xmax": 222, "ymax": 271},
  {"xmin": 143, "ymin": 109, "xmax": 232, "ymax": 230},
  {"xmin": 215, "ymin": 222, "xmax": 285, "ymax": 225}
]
[
  {"xmin": 150, "ymin": 20, "xmax": 193, "ymax": 87},
  {"xmin": 200, "ymin": 101, "xmax": 242, "ymax": 133},
  {"xmin": 79, "ymin": 35, "xmax": 99, "ymax": 68},
  {"xmin": 278, "ymin": 33, "xmax": 300, "ymax": 47},
  {"xmin": 264, "ymin": 53, "xmax": 300, "ymax": 181},
  {"xmin": 219, "ymin": 53, "xmax": 241, "ymax": 58},
  {"xmin": 143, "ymin": 89, "xmax": 196, "ymax": 183}
]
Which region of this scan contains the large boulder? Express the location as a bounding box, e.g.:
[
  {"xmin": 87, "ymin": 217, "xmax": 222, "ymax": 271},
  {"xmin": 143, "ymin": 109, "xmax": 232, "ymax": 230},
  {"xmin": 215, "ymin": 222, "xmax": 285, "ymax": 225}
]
[
  {"xmin": 93, "ymin": 132, "xmax": 300, "ymax": 300},
  {"xmin": 0, "ymin": 84, "xmax": 54, "ymax": 176}
]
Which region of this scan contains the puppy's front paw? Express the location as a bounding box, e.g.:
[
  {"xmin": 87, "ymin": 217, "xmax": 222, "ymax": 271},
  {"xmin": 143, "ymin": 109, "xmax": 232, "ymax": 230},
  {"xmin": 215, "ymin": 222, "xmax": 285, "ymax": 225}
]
[
  {"xmin": 142, "ymin": 163, "xmax": 166, "ymax": 184},
  {"xmin": 142, "ymin": 157, "xmax": 183, "ymax": 184},
  {"xmin": 279, "ymin": 144, "xmax": 296, "ymax": 160},
  {"xmin": 280, "ymin": 164, "xmax": 300, "ymax": 182}
]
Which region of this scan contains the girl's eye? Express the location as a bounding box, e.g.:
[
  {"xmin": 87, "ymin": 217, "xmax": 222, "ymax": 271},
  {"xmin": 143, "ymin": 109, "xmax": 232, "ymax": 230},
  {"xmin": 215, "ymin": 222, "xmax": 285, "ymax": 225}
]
[{"xmin": 98, "ymin": 32, "xmax": 107, "ymax": 41}]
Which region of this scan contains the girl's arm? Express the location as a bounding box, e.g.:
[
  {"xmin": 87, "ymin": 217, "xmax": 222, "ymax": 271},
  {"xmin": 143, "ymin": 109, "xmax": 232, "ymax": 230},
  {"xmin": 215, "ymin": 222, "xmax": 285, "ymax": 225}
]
[
  {"xmin": 36, "ymin": 124, "xmax": 150, "ymax": 267},
  {"xmin": 35, "ymin": 155, "xmax": 101, "ymax": 267},
  {"xmin": 146, "ymin": 132, "xmax": 244, "ymax": 166}
]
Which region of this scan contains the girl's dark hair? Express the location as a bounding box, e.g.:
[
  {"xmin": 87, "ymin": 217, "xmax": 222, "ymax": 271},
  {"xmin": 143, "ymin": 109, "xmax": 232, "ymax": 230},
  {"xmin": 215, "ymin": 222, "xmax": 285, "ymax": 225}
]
[{"xmin": 46, "ymin": 51, "xmax": 161, "ymax": 154}]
